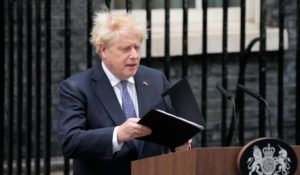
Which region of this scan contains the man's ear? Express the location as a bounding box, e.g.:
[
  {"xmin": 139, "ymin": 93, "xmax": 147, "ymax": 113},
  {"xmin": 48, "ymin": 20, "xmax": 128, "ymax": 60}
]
[{"xmin": 99, "ymin": 44, "xmax": 106, "ymax": 56}]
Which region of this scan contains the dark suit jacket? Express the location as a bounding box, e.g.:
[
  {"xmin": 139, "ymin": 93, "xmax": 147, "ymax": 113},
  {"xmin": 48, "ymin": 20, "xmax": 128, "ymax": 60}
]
[{"xmin": 57, "ymin": 60, "xmax": 171, "ymax": 175}]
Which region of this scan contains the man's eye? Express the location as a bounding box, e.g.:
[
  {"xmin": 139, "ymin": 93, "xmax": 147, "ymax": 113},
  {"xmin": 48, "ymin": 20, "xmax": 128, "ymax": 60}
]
[
  {"xmin": 135, "ymin": 46, "xmax": 140, "ymax": 50},
  {"xmin": 121, "ymin": 47, "xmax": 131, "ymax": 51}
]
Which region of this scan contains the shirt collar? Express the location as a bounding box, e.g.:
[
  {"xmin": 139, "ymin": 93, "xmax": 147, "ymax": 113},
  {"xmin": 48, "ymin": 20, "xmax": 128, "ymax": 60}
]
[{"xmin": 101, "ymin": 61, "xmax": 135, "ymax": 86}]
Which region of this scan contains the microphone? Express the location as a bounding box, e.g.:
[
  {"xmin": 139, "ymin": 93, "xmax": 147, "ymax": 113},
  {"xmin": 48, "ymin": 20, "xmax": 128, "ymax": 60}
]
[
  {"xmin": 216, "ymin": 84, "xmax": 238, "ymax": 146},
  {"xmin": 216, "ymin": 84, "xmax": 233, "ymax": 100},
  {"xmin": 237, "ymin": 84, "xmax": 273, "ymax": 137},
  {"xmin": 237, "ymin": 84, "xmax": 262, "ymax": 101}
]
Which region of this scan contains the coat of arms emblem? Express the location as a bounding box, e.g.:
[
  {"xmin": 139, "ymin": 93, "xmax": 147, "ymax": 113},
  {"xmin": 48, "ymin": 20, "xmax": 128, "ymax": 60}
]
[
  {"xmin": 247, "ymin": 144, "xmax": 291, "ymax": 175},
  {"xmin": 238, "ymin": 138, "xmax": 297, "ymax": 175}
]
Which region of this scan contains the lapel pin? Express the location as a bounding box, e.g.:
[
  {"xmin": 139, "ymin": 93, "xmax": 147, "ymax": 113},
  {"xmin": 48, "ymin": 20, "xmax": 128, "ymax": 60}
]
[{"xmin": 143, "ymin": 81, "xmax": 149, "ymax": 86}]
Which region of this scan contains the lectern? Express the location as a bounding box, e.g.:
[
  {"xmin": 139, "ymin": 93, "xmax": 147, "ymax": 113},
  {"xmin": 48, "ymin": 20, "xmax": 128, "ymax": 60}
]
[{"xmin": 132, "ymin": 146, "xmax": 300, "ymax": 175}]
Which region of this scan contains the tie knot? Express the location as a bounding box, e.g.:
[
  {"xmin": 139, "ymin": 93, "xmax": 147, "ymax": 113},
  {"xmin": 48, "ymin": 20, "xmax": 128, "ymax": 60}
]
[{"xmin": 120, "ymin": 80, "xmax": 128, "ymax": 89}]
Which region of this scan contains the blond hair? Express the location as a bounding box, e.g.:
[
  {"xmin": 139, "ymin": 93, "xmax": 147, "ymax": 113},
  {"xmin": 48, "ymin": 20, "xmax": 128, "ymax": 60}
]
[{"xmin": 90, "ymin": 12, "xmax": 146, "ymax": 54}]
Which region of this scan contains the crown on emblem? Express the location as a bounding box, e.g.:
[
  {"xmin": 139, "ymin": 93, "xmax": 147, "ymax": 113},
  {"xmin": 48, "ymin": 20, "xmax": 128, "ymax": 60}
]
[{"xmin": 262, "ymin": 144, "xmax": 275, "ymax": 157}]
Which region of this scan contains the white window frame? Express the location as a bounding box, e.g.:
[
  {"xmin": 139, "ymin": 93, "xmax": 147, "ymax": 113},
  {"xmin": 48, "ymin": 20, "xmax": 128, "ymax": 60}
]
[{"xmin": 112, "ymin": 0, "xmax": 288, "ymax": 57}]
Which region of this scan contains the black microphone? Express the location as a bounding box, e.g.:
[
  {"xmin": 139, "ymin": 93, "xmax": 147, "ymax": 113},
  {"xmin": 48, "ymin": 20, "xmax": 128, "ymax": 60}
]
[
  {"xmin": 237, "ymin": 84, "xmax": 273, "ymax": 137},
  {"xmin": 216, "ymin": 84, "xmax": 233, "ymax": 100},
  {"xmin": 216, "ymin": 84, "xmax": 238, "ymax": 146},
  {"xmin": 237, "ymin": 84, "xmax": 262, "ymax": 101}
]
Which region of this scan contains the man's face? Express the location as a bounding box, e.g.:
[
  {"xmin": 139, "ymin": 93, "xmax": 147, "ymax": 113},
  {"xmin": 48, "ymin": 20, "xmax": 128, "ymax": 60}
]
[{"xmin": 100, "ymin": 30, "xmax": 142, "ymax": 80}]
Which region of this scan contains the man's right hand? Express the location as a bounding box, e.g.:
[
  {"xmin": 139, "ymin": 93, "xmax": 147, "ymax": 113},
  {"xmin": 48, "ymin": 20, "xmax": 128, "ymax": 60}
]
[{"xmin": 117, "ymin": 118, "xmax": 152, "ymax": 143}]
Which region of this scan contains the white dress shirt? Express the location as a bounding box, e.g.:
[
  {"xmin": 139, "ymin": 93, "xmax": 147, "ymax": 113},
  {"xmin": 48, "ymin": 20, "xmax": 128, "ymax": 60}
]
[{"xmin": 101, "ymin": 62, "xmax": 139, "ymax": 153}]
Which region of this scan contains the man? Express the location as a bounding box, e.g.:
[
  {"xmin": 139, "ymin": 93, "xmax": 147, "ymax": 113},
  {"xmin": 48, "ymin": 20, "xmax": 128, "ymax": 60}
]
[{"xmin": 57, "ymin": 12, "xmax": 190, "ymax": 175}]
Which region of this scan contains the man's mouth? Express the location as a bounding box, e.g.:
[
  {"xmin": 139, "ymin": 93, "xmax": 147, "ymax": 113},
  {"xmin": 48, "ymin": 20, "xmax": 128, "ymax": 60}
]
[{"xmin": 126, "ymin": 64, "xmax": 137, "ymax": 67}]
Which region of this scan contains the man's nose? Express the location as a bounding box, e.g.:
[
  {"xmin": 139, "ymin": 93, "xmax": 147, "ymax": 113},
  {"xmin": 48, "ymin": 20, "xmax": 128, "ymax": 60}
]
[{"xmin": 129, "ymin": 47, "xmax": 139, "ymax": 58}]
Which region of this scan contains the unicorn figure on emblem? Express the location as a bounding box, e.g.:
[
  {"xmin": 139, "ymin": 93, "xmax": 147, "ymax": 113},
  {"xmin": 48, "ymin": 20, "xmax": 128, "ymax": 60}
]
[{"xmin": 274, "ymin": 146, "xmax": 291, "ymax": 175}]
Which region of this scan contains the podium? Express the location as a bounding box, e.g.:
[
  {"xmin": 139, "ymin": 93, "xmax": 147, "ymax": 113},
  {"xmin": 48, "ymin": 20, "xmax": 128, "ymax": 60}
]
[{"xmin": 132, "ymin": 146, "xmax": 300, "ymax": 175}]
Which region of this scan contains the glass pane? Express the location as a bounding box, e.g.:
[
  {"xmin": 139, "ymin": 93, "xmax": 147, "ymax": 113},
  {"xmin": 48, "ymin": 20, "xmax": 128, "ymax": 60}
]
[
  {"xmin": 208, "ymin": 0, "xmax": 240, "ymax": 7},
  {"xmin": 111, "ymin": 0, "xmax": 195, "ymax": 9}
]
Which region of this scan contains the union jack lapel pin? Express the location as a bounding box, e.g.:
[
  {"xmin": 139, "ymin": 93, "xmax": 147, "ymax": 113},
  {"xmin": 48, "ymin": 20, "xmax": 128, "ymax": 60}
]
[{"xmin": 142, "ymin": 81, "xmax": 149, "ymax": 86}]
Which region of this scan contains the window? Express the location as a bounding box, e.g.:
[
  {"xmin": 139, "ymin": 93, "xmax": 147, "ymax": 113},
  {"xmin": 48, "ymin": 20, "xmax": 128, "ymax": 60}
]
[{"xmin": 110, "ymin": 0, "xmax": 287, "ymax": 57}]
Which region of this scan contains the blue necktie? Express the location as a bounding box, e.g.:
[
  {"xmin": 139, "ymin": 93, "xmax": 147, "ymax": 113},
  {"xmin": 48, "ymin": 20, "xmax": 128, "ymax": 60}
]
[
  {"xmin": 121, "ymin": 80, "xmax": 137, "ymax": 118},
  {"xmin": 121, "ymin": 80, "xmax": 139, "ymax": 149}
]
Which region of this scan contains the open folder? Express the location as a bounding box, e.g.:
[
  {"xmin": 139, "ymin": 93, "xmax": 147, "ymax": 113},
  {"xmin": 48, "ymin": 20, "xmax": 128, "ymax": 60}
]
[{"xmin": 137, "ymin": 78, "xmax": 205, "ymax": 148}]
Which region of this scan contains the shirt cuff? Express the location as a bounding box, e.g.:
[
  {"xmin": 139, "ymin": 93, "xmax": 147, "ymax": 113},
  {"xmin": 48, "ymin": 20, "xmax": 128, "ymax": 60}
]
[{"xmin": 113, "ymin": 126, "xmax": 124, "ymax": 154}]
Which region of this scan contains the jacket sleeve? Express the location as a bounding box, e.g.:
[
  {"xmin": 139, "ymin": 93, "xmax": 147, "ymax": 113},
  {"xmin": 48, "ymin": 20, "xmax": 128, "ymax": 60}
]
[{"xmin": 57, "ymin": 79, "xmax": 115, "ymax": 160}]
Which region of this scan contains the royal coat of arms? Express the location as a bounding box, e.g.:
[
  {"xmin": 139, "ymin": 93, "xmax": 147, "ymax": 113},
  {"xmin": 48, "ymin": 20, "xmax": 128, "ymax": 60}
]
[
  {"xmin": 238, "ymin": 138, "xmax": 297, "ymax": 175},
  {"xmin": 247, "ymin": 144, "xmax": 291, "ymax": 175}
]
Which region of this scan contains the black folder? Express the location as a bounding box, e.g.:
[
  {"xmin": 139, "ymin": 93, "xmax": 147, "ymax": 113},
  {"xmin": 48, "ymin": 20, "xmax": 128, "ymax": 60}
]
[
  {"xmin": 137, "ymin": 78, "xmax": 205, "ymax": 148},
  {"xmin": 162, "ymin": 78, "xmax": 206, "ymax": 127},
  {"xmin": 137, "ymin": 108, "xmax": 204, "ymax": 148}
]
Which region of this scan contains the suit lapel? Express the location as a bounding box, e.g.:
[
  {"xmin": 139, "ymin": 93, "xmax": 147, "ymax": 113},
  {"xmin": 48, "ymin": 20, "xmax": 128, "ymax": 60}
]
[
  {"xmin": 90, "ymin": 62, "xmax": 126, "ymax": 126},
  {"xmin": 134, "ymin": 70, "xmax": 154, "ymax": 153},
  {"xmin": 134, "ymin": 71, "xmax": 152, "ymax": 118}
]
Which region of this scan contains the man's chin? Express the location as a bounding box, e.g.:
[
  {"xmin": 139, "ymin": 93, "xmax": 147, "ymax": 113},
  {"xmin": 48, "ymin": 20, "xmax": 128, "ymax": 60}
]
[
  {"xmin": 127, "ymin": 68, "xmax": 138, "ymax": 74},
  {"xmin": 120, "ymin": 72, "xmax": 136, "ymax": 80}
]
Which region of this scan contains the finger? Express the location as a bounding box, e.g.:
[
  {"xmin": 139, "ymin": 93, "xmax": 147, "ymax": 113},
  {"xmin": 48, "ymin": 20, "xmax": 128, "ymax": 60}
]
[
  {"xmin": 126, "ymin": 117, "xmax": 140, "ymax": 123},
  {"xmin": 132, "ymin": 124, "xmax": 151, "ymax": 135},
  {"xmin": 188, "ymin": 144, "xmax": 192, "ymax": 150},
  {"xmin": 128, "ymin": 126, "xmax": 151, "ymax": 139},
  {"xmin": 136, "ymin": 124, "xmax": 151, "ymax": 133}
]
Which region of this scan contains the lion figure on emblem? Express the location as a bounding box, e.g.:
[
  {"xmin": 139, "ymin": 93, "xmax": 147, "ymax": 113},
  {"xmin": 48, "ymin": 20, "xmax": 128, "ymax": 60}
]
[{"xmin": 247, "ymin": 146, "xmax": 263, "ymax": 175}]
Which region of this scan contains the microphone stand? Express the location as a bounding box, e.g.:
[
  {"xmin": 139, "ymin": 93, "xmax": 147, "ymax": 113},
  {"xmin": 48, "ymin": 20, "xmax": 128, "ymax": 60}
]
[
  {"xmin": 225, "ymin": 98, "xmax": 239, "ymax": 146},
  {"xmin": 237, "ymin": 84, "xmax": 273, "ymax": 137},
  {"xmin": 258, "ymin": 97, "xmax": 273, "ymax": 137},
  {"xmin": 216, "ymin": 84, "xmax": 238, "ymax": 146}
]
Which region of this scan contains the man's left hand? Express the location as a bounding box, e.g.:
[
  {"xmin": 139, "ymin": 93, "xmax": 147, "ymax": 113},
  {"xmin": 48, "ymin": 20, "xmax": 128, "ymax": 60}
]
[{"xmin": 175, "ymin": 139, "xmax": 192, "ymax": 152}]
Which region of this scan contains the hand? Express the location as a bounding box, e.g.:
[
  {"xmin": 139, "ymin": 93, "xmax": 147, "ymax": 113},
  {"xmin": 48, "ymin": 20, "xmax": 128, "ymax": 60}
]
[
  {"xmin": 175, "ymin": 139, "xmax": 192, "ymax": 152},
  {"xmin": 117, "ymin": 118, "xmax": 152, "ymax": 143}
]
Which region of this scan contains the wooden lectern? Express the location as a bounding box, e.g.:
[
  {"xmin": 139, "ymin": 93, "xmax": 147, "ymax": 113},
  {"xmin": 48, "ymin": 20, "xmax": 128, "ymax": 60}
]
[{"xmin": 132, "ymin": 146, "xmax": 300, "ymax": 175}]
